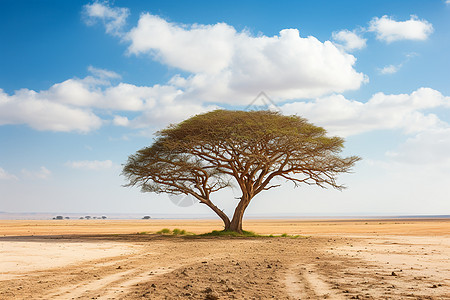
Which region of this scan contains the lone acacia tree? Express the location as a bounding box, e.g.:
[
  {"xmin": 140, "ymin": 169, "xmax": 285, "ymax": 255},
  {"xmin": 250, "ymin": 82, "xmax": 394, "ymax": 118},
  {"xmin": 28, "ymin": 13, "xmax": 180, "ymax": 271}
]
[{"xmin": 123, "ymin": 110, "xmax": 360, "ymax": 233}]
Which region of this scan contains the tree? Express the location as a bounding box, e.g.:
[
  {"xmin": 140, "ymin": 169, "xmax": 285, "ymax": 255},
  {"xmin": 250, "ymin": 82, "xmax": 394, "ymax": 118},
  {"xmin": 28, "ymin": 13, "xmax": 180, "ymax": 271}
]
[{"xmin": 123, "ymin": 110, "xmax": 360, "ymax": 233}]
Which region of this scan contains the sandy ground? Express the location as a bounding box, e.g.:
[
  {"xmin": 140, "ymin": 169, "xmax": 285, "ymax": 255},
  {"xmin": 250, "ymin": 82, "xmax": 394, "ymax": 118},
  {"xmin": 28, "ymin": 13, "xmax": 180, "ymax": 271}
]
[{"xmin": 0, "ymin": 219, "xmax": 449, "ymax": 299}]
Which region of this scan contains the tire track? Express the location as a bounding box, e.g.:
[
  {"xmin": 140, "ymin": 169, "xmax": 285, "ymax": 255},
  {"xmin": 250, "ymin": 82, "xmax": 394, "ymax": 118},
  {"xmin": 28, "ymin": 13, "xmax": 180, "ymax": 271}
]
[
  {"xmin": 45, "ymin": 269, "xmax": 136, "ymax": 299},
  {"xmin": 285, "ymin": 263, "xmax": 344, "ymax": 299},
  {"xmin": 42, "ymin": 252, "xmax": 222, "ymax": 299}
]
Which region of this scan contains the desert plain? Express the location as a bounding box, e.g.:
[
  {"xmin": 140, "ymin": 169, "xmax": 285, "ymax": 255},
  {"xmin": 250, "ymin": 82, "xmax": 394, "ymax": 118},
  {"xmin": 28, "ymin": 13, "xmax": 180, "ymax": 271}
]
[{"xmin": 0, "ymin": 218, "xmax": 449, "ymax": 299}]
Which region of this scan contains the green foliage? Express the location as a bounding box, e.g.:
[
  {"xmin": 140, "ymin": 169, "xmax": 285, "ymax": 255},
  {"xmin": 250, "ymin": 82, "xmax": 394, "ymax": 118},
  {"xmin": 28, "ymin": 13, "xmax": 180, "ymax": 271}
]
[
  {"xmin": 172, "ymin": 228, "xmax": 186, "ymax": 235},
  {"xmin": 156, "ymin": 228, "xmax": 191, "ymax": 235},
  {"xmin": 157, "ymin": 228, "xmax": 172, "ymax": 234},
  {"xmin": 279, "ymin": 233, "xmax": 304, "ymax": 238}
]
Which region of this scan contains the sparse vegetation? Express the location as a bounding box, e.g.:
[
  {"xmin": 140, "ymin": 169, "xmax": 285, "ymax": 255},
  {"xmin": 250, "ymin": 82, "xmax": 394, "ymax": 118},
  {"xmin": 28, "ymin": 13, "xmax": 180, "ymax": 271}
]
[
  {"xmin": 200, "ymin": 230, "xmax": 305, "ymax": 238},
  {"xmin": 155, "ymin": 228, "xmax": 192, "ymax": 235},
  {"xmin": 172, "ymin": 228, "xmax": 186, "ymax": 235},
  {"xmin": 153, "ymin": 228, "xmax": 304, "ymax": 238},
  {"xmin": 200, "ymin": 230, "xmax": 261, "ymax": 237},
  {"xmin": 157, "ymin": 228, "xmax": 172, "ymax": 234}
]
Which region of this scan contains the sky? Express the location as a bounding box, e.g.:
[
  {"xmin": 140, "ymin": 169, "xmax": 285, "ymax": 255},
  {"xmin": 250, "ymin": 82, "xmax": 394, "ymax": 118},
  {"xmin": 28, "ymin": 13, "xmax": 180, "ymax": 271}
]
[{"xmin": 1, "ymin": 0, "xmax": 449, "ymax": 217}]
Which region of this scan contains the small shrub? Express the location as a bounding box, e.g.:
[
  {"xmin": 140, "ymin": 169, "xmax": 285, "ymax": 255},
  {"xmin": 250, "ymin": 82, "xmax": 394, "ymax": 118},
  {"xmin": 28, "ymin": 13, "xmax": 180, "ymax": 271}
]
[
  {"xmin": 157, "ymin": 228, "xmax": 172, "ymax": 234},
  {"xmin": 279, "ymin": 233, "xmax": 304, "ymax": 238},
  {"xmin": 172, "ymin": 228, "xmax": 186, "ymax": 235}
]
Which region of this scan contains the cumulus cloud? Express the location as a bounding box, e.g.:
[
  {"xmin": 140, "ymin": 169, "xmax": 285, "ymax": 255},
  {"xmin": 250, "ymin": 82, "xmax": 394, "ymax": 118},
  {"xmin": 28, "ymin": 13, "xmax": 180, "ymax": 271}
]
[
  {"xmin": 281, "ymin": 87, "xmax": 450, "ymax": 137},
  {"xmin": 0, "ymin": 167, "xmax": 17, "ymax": 180},
  {"xmin": 21, "ymin": 166, "xmax": 51, "ymax": 179},
  {"xmin": 369, "ymin": 15, "xmax": 433, "ymax": 43},
  {"xmin": 0, "ymin": 88, "xmax": 102, "ymax": 133},
  {"xmin": 81, "ymin": 2, "xmax": 368, "ymax": 102},
  {"xmin": 127, "ymin": 14, "xmax": 236, "ymax": 74},
  {"xmin": 65, "ymin": 160, "xmax": 113, "ymax": 170},
  {"xmin": 332, "ymin": 29, "xmax": 367, "ymax": 51},
  {"xmin": 0, "ymin": 66, "xmax": 217, "ymax": 133},
  {"xmin": 83, "ymin": 1, "xmax": 129, "ymax": 36},
  {"xmin": 129, "ymin": 15, "xmax": 366, "ymax": 101},
  {"xmin": 4, "ymin": 2, "xmax": 368, "ymax": 134}
]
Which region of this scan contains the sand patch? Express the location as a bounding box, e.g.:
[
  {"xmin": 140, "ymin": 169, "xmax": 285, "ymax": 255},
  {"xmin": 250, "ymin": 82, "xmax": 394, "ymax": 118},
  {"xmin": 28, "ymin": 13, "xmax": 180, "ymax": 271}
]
[{"xmin": 0, "ymin": 239, "xmax": 140, "ymax": 280}]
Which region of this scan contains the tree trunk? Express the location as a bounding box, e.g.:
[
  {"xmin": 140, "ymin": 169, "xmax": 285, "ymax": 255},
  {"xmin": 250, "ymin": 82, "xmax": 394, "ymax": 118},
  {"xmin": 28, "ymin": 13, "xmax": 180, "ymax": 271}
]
[
  {"xmin": 210, "ymin": 205, "xmax": 231, "ymax": 231},
  {"xmin": 229, "ymin": 195, "xmax": 251, "ymax": 234},
  {"xmin": 201, "ymin": 199, "xmax": 231, "ymax": 231}
]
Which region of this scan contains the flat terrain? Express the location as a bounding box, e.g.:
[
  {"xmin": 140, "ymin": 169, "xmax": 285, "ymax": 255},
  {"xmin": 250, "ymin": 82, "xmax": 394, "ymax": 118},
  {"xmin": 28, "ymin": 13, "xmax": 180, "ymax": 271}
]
[{"xmin": 0, "ymin": 219, "xmax": 449, "ymax": 299}]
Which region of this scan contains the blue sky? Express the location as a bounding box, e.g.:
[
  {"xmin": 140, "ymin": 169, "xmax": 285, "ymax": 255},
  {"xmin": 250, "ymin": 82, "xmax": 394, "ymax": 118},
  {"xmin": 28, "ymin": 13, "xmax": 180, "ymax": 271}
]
[{"xmin": 1, "ymin": 0, "xmax": 449, "ymax": 217}]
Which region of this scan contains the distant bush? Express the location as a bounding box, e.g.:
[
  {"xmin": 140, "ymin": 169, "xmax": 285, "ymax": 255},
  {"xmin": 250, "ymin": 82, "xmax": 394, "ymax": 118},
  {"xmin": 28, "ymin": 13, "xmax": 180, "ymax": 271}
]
[{"xmin": 142, "ymin": 216, "xmax": 151, "ymax": 219}]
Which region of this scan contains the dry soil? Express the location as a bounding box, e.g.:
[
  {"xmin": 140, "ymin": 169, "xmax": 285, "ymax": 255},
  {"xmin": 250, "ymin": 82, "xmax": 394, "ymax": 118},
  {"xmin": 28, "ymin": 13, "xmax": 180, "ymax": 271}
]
[{"xmin": 0, "ymin": 219, "xmax": 449, "ymax": 299}]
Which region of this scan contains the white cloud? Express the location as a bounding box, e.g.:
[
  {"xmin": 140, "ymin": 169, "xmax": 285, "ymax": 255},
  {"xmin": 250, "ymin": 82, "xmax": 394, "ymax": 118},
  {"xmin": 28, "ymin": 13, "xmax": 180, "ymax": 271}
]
[
  {"xmin": 281, "ymin": 87, "xmax": 450, "ymax": 137},
  {"xmin": 0, "ymin": 88, "xmax": 102, "ymax": 133},
  {"xmin": 379, "ymin": 64, "xmax": 401, "ymax": 74},
  {"xmin": 87, "ymin": 66, "xmax": 121, "ymax": 79},
  {"xmin": 127, "ymin": 14, "xmax": 236, "ymax": 74},
  {"xmin": 5, "ymin": 3, "xmax": 369, "ymax": 134},
  {"xmin": 21, "ymin": 166, "xmax": 51, "ymax": 179},
  {"xmin": 369, "ymin": 15, "xmax": 433, "ymax": 43},
  {"xmin": 83, "ymin": 1, "xmax": 129, "ymax": 36},
  {"xmin": 332, "ymin": 29, "xmax": 367, "ymax": 51},
  {"xmin": 386, "ymin": 128, "xmax": 450, "ymax": 168},
  {"xmin": 87, "ymin": 4, "xmax": 366, "ymax": 102},
  {"xmin": 65, "ymin": 160, "xmax": 113, "ymax": 170},
  {"xmin": 378, "ymin": 52, "xmax": 418, "ymax": 75},
  {"xmin": 113, "ymin": 115, "xmax": 130, "ymax": 126},
  {"xmin": 0, "ymin": 66, "xmax": 216, "ymax": 132},
  {"xmin": 0, "ymin": 167, "xmax": 17, "ymax": 180},
  {"xmin": 131, "ymin": 102, "xmax": 218, "ymax": 128},
  {"xmin": 128, "ymin": 15, "xmax": 367, "ymax": 101}
]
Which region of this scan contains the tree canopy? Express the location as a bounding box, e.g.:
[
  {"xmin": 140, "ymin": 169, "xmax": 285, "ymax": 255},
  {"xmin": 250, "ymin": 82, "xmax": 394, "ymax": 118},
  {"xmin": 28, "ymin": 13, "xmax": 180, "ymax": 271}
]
[{"xmin": 122, "ymin": 110, "xmax": 360, "ymax": 233}]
